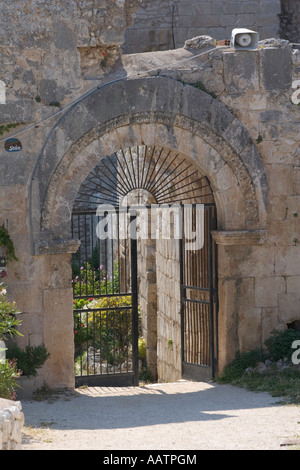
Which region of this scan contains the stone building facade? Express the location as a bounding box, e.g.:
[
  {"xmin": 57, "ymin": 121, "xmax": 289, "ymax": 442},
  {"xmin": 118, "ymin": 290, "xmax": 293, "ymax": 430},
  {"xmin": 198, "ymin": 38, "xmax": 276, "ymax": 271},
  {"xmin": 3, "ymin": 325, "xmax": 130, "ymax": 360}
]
[
  {"xmin": 0, "ymin": 1, "xmax": 299, "ymax": 391},
  {"xmin": 125, "ymin": 0, "xmax": 283, "ymax": 53}
]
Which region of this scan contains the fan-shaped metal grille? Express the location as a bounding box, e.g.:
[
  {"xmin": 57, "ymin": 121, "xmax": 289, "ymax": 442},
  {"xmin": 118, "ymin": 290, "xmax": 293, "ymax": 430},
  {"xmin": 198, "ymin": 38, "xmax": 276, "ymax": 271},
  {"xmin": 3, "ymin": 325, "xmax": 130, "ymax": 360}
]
[{"xmin": 73, "ymin": 145, "xmax": 214, "ymax": 210}]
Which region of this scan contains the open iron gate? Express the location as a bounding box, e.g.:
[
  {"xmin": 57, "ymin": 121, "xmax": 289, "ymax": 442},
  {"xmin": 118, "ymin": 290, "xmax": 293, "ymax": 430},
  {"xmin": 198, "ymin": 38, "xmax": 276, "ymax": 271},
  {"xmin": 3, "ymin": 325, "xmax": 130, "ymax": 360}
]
[
  {"xmin": 180, "ymin": 204, "xmax": 218, "ymax": 380},
  {"xmin": 71, "ymin": 209, "xmax": 139, "ymax": 387}
]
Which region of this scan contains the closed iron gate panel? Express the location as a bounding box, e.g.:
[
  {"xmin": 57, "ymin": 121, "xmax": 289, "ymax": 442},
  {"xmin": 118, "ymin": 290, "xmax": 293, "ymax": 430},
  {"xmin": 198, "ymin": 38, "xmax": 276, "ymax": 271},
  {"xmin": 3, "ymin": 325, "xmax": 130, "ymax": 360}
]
[
  {"xmin": 71, "ymin": 209, "xmax": 139, "ymax": 387},
  {"xmin": 180, "ymin": 204, "xmax": 218, "ymax": 380}
]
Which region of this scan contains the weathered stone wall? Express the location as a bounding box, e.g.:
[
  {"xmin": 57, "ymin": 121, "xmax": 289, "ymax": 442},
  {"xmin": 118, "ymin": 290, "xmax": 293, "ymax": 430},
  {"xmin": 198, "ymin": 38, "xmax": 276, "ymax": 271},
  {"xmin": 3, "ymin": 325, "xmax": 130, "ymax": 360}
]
[
  {"xmin": 280, "ymin": 0, "xmax": 300, "ymax": 43},
  {"xmin": 124, "ymin": 0, "xmax": 282, "ymax": 53},
  {"xmin": 0, "ymin": 0, "xmax": 126, "ymax": 111},
  {"xmin": 156, "ymin": 237, "xmax": 181, "ymax": 382},
  {"xmin": 0, "ymin": 399, "xmax": 24, "ymax": 450},
  {"xmin": 0, "ymin": 0, "xmax": 299, "ymax": 388}
]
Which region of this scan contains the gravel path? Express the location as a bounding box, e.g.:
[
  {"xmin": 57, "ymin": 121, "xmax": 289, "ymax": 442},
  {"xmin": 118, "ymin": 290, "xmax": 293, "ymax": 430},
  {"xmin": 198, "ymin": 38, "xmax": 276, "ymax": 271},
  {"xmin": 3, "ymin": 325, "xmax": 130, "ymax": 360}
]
[{"xmin": 21, "ymin": 380, "xmax": 300, "ymax": 451}]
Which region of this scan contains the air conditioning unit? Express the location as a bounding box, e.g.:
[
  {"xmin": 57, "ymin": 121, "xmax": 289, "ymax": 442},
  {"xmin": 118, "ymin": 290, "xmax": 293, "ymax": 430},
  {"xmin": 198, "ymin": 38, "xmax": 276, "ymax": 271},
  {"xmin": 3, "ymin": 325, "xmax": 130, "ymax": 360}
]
[{"xmin": 231, "ymin": 28, "xmax": 259, "ymax": 50}]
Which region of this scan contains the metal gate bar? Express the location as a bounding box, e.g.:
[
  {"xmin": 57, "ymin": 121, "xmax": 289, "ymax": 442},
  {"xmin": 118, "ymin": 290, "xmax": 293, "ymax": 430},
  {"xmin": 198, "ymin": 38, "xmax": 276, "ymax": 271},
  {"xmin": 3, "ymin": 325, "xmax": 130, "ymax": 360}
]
[
  {"xmin": 180, "ymin": 204, "xmax": 218, "ymax": 380},
  {"xmin": 72, "ymin": 209, "xmax": 139, "ymax": 387}
]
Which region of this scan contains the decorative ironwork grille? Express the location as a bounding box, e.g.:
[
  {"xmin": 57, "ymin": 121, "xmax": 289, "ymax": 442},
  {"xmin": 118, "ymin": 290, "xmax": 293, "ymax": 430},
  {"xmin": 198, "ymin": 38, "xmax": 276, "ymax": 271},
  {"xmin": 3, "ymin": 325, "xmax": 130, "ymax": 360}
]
[{"xmin": 72, "ymin": 209, "xmax": 139, "ymax": 387}]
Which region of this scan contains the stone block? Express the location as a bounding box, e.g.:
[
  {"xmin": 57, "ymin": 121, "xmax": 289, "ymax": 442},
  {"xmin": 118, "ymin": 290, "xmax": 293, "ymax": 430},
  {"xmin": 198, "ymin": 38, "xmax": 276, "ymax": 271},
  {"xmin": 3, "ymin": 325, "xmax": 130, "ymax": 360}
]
[
  {"xmin": 220, "ymin": 14, "xmax": 238, "ymax": 27},
  {"xmin": 266, "ymin": 164, "xmax": 294, "ymax": 196},
  {"xmin": 223, "ymin": 50, "xmax": 259, "ymax": 93},
  {"xmin": 275, "ymin": 246, "xmax": 300, "ymax": 276},
  {"xmin": 43, "ymin": 287, "xmax": 75, "ymax": 389},
  {"xmin": 261, "ymin": 307, "xmax": 281, "ymax": 343},
  {"xmin": 255, "ymin": 276, "xmax": 285, "ymax": 308},
  {"xmin": 38, "ymin": 79, "xmax": 59, "ymax": 105},
  {"xmin": 286, "ymin": 276, "xmax": 300, "ymax": 293},
  {"xmin": 0, "ymin": 100, "xmax": 34, "ymax": 123},
  {"xmin": 278, "ymin": 293, "xmax": 300, "ymax": 323},
  {"xmin": 207, "ymin": 98, "xmax": 235, "ymax": 135},
  {"xmin": 294, "ymin": 167, "xmax": 300, "ymax": 196},
  {"xmin": 54, "ymin": 20, "xmax": 77, "ymax": 50},
  {"xmin": 219, "ymin": 245, "xmax": 275, "ymax": 278},
  {"xmin": 223, "ymin": 118, "xmax": 252, "ymax": 153},
  {"xmin": 260, "ymin": 47, "xmax": 292, "ymax": 91}
]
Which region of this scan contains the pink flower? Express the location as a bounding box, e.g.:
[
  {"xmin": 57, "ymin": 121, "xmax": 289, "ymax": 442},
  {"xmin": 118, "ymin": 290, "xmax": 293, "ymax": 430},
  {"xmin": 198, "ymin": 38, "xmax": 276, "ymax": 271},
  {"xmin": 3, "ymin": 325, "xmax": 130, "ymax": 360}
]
[{"xmin": 1, "ymin": 270, "xmax": 7, "ymax": 279}]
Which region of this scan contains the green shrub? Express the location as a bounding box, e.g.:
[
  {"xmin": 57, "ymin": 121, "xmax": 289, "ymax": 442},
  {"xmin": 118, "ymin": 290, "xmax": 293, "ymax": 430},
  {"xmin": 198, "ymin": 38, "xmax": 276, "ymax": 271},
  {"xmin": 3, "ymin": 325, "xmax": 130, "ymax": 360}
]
[
  {"xmin": 0, "ymin": 359, "xmax": 21, "ymax": 400},
  {"xmin": 0, "ymin": 284, "xmax": 22, "ymax": 339},
  {"xmin": 0, "ymin": 284, "xmax": 22, "ymax": 398},
  {"xmin": 218, "ymin": 349, "xmax": 265, "ymax": 382},
  {"xmin": 138, "ymin": 337, "xmax": 146, "ymax": 362},
  {"xmin": 216, "ymin": 329, "xmax": 300, "ymax": 404},
  {"xmin": 139, "ymin": 363, "xmax": 154, "ymax": 383},
  {"xmin": 7, "ymin": 344, "xmax": 50, "ymax": 377},
  {"xmin": 264, "ymin": 329, "xmax": 300, "ymax": 361}
]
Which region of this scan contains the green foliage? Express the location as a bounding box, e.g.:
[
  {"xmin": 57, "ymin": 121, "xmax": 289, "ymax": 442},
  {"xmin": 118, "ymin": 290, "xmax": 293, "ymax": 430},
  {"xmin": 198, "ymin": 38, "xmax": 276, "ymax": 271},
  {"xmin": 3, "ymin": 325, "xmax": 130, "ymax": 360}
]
[
  {"xmin": 138, "ymin": 337, "xmax": 146, "ymax": 362},
  {"xmin": 216, "ymin": 329, "xmax": 300, "ymax": 404},
  {"xmin": 0, "ymin": 359, "xmax": 21, "ymax": 399},
  {"xmin": 7, "ymin": 344, "xmax": 50, "ymax": 377},
  {"xmin": 265, "ymin": 329, "xmax": 300, "ymax": 361},
  {"xmin": 0, "ymin": 289, "xmax": 22, "ymax": 339},
  {"xmin": 0, "ymin": 284, "xmax": 22, "ymax": 398},
  {"xmin": 0, "ymin": 226, "xmax": 18, "ymax": 262},
  {"xmin": 218, "ymin": 349, "xmax": 265, "ymax": 382},
  {"xmin": 72, "ymin": 260, "xmax": 120, "ymax": 305},
  {"xmin": 191, "ymin": 81, "xmax": 217, "ymax": 99},
  {"xmin": 139, "ymin": 363, "xmax": 154, "ymax": 383},
  {"xmin": 77, "ymin": 296, "xmax": 133, "ymax": 365},
  {"xmin": 231, "ymin": 369, "xmax": 300, "ymax": 403},
  {"xmin": 0, "ymin": 123, "xmax": 19, "ymax": 136}
]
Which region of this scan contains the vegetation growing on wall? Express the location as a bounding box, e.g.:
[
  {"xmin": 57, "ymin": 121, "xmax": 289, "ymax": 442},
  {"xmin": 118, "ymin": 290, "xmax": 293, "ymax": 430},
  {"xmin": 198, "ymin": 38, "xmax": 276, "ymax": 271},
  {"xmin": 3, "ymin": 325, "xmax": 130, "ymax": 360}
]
[{"xmin": 0, "ymin": 226, "xmax": 18, "ymax": 263}]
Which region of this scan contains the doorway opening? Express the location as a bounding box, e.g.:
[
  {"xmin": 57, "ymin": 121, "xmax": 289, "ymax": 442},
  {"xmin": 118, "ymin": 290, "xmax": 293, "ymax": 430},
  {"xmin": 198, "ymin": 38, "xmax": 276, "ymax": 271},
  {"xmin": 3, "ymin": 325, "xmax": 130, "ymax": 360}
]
[{"xmin": 71, "ymin": 145, "xmax": 218, "ymax": 386}]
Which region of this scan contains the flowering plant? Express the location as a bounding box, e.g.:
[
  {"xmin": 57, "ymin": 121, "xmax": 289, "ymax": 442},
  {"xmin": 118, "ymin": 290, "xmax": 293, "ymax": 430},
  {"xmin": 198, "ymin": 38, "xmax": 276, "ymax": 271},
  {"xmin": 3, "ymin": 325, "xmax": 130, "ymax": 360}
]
[
  {"xmin": 0, "ymin": 283, "xmax": 22, "ymax": 399},
  {"xmin": 0, "ymin": 283, "xmax": 22, "ymax": 339}
]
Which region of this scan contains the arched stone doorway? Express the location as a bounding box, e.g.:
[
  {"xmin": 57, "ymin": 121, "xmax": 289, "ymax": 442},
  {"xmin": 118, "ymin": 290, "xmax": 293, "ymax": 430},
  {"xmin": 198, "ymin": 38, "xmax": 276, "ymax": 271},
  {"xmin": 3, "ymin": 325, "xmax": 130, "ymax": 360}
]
[
  {"xmin": 70, "ymin": 145, "xmax": 217, "ymax": 384},
  {"xmin": 29, "ymin": 76, "xmax": 267, "ymax": 389}
]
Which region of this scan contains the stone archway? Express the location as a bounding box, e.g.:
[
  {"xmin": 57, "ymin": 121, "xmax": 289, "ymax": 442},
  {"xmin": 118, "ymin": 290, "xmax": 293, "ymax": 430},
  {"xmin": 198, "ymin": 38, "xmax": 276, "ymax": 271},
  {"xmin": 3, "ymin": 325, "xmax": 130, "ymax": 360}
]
[{"xmin": 29, "ymin": 76, "xmax": 267, "ymax": 388}]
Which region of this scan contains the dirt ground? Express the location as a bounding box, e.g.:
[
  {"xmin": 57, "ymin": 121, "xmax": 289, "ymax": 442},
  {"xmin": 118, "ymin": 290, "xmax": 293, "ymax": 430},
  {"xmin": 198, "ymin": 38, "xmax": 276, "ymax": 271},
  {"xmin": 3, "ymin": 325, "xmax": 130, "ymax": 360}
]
[{"xmin": 20, "ymin": 380, "xmax": 300, "ymax": 451}]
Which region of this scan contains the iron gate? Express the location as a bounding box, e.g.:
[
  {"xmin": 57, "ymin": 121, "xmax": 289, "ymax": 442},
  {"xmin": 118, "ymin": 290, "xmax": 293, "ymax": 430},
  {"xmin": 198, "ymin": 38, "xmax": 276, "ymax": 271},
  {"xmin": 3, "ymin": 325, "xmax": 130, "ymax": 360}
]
[
  {"xmin": 180, "ymin": 204, "xmax": 218, "ymax": 380},
  {"xmin": 71, "ymin": 209, "xmax": 139, "ymax": 387}
]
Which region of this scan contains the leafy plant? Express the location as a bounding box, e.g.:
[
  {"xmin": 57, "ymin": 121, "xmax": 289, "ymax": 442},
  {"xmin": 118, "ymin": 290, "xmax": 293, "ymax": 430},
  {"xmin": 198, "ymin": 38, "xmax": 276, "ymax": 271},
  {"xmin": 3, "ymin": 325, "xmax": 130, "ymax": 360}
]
[
  {"xmin": 72, "ymin": 261, "xmax": 120, "ymax": 303},
  {"xmin": 0, "ymin": 226, "xmax": 18, "ymax": 262},
  {"xmin": 0, "ymin": 123, "xmax": 19, "ymax": 136},
  {"xmin": 138, "ymin": 337, "xmax": 146, "ymax": 362},
  {"xmin": 217, "ymin": 349, "xmax": 265, "ymax": 382},
  {"xmin": 7, "ymin": 344, "xmax": 50, "ymax": 377},
  {"xmin": 216, "ymin": 329, "xmax": 300, "ymax": 404},
  {"xmin": 0, "ymin": 285, "xmax": 22, "ymax": 398},
  {"xmin": 264, "ymin": 329, "xmax": 300, "ymax": 362},
  {"xmin": 139, "ymin": 363, "xmax": 154, "ymax": 383},
  {"xmin": 0, "ymin": 359, "xmax": 21, "ymax": 399},
  {"xmin": 0, "ymin": 284, "xmax": 22, "ymax": 339},
  {"xmin": 85, "ymin": 295, "xmax": 133, "ymax": 365},
  {"xmin": 48, "ymin": 101, "xmax": 60, "ymax": 107}
]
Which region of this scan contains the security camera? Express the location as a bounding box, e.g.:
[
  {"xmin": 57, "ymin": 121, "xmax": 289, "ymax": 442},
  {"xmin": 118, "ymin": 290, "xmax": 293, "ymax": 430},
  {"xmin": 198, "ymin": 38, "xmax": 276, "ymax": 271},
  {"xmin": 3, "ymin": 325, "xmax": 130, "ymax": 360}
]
[{"xmin": 231, "ymin": 28, "xmax": 259, "ymax": 50}]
